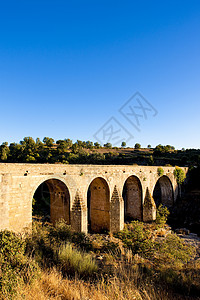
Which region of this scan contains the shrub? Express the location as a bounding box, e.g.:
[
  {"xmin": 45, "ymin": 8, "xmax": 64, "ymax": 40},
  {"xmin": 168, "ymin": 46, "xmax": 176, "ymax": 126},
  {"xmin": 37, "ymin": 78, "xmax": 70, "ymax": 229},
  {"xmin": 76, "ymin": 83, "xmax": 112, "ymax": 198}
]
[
  {"xmin": 0, "ymin": 230, "xmax": 40, "ymax": 298},
  {"xmin": 49, "ymin": 219, "xmax": 72, "ymax": 243},
  {"xmin": 58, "ymin": 243, "xmax": 98, "ymax": 277},
  {"xmin": 156, "ymin": 204, "xmax": 170, "ymax": 227},
  {"xmin": 49, "ymin": 220, "xmax": 93, "ymax": 251},
  {"xmin": 157, "ymin": 167, "xmax": 164, "ymax": 177},
  {"xmin": 71, "ymin": 232, "xmax": 93, "ymax": 252},
  {"xmin": 154, "ymin": 234, "xmax": 196, "ymax": 272},
  {"xmin": 115, "ymin": 221, "xmax": 154, "ymax": 257},
  {"xmin": 174, "ymin": 166, "xmax": 186, "ymax": 184},
  {"xmin": 25, "ymin": 222, "xmax": 55, "ymax": 267},
  {"xmin": 0, "ymin": 230, "xmax": 25, "ymax": 258}
]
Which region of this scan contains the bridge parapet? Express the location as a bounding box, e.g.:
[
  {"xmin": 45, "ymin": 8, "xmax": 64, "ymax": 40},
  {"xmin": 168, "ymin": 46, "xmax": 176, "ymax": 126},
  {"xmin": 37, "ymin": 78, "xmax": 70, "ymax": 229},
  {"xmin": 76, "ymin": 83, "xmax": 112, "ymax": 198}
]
[{"xmin": 0, "ymin": 163, "xmax": 187, "ymax": 233}]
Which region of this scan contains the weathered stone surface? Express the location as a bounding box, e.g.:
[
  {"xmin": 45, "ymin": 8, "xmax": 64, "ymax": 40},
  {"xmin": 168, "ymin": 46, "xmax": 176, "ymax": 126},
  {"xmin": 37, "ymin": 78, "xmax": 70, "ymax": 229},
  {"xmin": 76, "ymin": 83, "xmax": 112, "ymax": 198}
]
[
  {"xmin": 71, "ymin": 190, "xmax": 87, "ymax": 233},
  {"xmin": 89, "ymin": 177, "xmax": 110, "ymax": 233},
  {"xmin": 0, "ymin": 163, "xmax": 186, "ymax": 233},
  {"xmin": 110, "ymin": 185, "xmax": 124, "ymax": 233},
  {"xmin": 123, "ymin": 176, "xmax": 142, "ymax": 220},
  {"xmin": 143, "ymin": 187, "xmax": 156, "ymax": 222}
]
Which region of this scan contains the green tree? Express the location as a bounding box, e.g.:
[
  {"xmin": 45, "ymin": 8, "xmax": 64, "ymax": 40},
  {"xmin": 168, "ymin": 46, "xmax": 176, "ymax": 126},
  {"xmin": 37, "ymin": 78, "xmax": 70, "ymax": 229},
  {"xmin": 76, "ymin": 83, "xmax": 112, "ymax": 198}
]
[
  {"xmin": 174, "ymin": 166, "xmax": 186, "ymax": 184},
  {"xmin": 134, "ymin": 143, "xmax": 141, "ymax": 149},
  {"xmin": 64, "ymin": 139, "xmax": 73, "ymax": 149},
  {"xmin": 71, "ymin": 143, "xmax": 80, "ymax": 154},
  {"xmin": 148, "ymin": 155, "xmax": 154, "ymax": 166},
  {"xmin": 86, "ymin": 141, "xmax": 93, "ymax": 149},
  {"xmin": 36, "ymin": 137, "xmax": 43, "ymax": 145},
  {"xmin": 43, "ymin": 137, "xmax": 55, "ymax": 147},
  {"xmin": 94, "ymin": 142, "xmax": 101, "ymax": 148},
  {"xmin": 9, "ymin": 143, "xmax": 23, "ymax": 162},
  {"xmin": 164, "ymin": 145, "xmax": 175, "ymax": 152},
  {"xmin": 0, "ymin": 142, "xmax": 10, "ymax": 161},
  {"xmin": 174, "ymin": 166, "xmax": 186, "ymax": 198},
  {"xmin": 75, "ymin": 140, "xmax": 85, "ymax": 148},
  {"xmin": 104, "ymin": 142, "xmax": 112, "ymax": 148},
  {"xmin": 121, "ymin": 141, "xmax": 126, "ymax": 148},
  {"xmin": 20, "ymin": 137, "xmax": 38, "ymax": 162}
]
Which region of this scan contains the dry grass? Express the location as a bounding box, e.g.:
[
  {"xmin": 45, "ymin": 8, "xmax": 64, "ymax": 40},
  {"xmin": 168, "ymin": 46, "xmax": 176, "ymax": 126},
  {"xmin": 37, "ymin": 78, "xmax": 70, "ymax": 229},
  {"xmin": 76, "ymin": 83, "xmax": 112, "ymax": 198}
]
[
  {"xmin": 12, "ymin": 268, "xmax": 179, "ymax": 300},
  {"xmin": 58, "ymin": 242, "xmax": 98, "ymax": 276},
  {"xmin": 1, "ymin": 221, "xmax": 199, "ymax": 300}
]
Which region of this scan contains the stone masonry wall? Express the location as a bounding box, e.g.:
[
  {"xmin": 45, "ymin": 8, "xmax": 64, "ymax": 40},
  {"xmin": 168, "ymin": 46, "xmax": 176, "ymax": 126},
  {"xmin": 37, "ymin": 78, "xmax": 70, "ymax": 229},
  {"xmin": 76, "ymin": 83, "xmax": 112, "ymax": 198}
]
[{"xmin": 0, "ymin": 163, "xmax": 187, "ymax": 233}]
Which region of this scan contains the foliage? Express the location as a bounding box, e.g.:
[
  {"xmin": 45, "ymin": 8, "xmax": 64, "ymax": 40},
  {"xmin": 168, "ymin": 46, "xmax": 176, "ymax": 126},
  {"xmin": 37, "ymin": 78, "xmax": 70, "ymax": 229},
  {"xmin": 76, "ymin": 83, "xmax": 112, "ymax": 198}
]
[
  {"xmin": 153, "ymin": 144, "xmax": 175, "ymax": 156},
  {"xmin": 134, "ymin": 143, "xmax": 141, "ymax": 149},
  {"xmin": 173, "ymin": 166, "xmax": 186, "ymax": 184},
  {"xmin": 26, "ymin": 220, "xmax": 93, "ymax": 269},
  {"xmin": 0, "ymin": 142, "xmax": 10, "ymax": 161},
  {"xmin": 148, "ymin": 155, "xmax": 154, "ymax": 165},
  {"xmin": 43, "ymin": 137, "xmax": 55, "ymax": 147},
  {"xmin": 157, "ymin": 167, "xmax": 164, "ymax": 177},
  {"xmin": 0, "ymin": 230, "xmax": 40, "ymax": 298},
  {"xmin": 156, "ymin": 204, "xmax": 170, "ymax": 227},
  {"xmin": 1, "ymin": 136, "xmax": 200, "ymax": 165},
  {"xmin": 121, "ymin": 141, "xmax": 126, "ymax": 147},
  {"xmin": 115, "ymin": 221, "xmax": 154, "ymax": 257},
  {"xmin": 94, "ymin": 141, "xmax": 101, "ymax": 148},
  {"xmin": 1, "ymin": 222, "xmax": 199, "ymax": 299},
  {"xmin": 58, "ymin": 243, "xmax": 98, "ymax": 277},
  {"xmin": 48, "ymin": 219, "xmax": 72, "ymax": 243},
  {"xmin": 0, "ymin": 230, "xmax": 25, "ymax": 258},
  {"xmin": 104, "ymin": 142, "xmax": 112, "ymax": 148},
  {"xmin": 155, "ymin": 233, "xmax": 195, "ymax": 266}
]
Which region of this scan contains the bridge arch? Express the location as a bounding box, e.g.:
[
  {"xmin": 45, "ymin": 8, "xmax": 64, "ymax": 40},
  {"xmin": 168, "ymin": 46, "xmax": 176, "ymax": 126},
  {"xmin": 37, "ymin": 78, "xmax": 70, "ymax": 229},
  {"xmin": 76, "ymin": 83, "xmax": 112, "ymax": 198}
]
[
  {"xmin": 153, "ymin": 175, "xmax": 174, "ymax": 207},
  {"xmin": 87, "ymin": 177, "xmax": 110, "ymax": 233},
  {"xmin": 32, "ymin": 178, "xmax": 70, "ymax": 225},
  {"xmin": 122, "ymin": 175, "xmax": 143, "ymax": 221}
]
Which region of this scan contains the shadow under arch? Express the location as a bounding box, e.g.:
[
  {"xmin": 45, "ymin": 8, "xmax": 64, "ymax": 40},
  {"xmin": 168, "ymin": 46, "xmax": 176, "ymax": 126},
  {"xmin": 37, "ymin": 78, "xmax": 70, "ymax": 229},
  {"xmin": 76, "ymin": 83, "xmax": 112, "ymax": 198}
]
[
  {"xmin": 122, "ymin": 175, "xmax": 143, "ymax": 221},
  {"xmin": 153, "ymin": 175, "xmax": 174, "ymax": 207},
  {"xmin": 32, "ymin": 178, "xmax": 70, "ymax": 225},
  {"xmin": 87, "ymin": 177, "xmax": 110, "ymax": 233}
]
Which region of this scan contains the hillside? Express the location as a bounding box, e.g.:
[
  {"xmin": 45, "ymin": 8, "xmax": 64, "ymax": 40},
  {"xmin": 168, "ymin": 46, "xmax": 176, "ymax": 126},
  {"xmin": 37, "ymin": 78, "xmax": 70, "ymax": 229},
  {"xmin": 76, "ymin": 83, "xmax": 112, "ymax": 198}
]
[{"xmin": 0, "ymin": 137, "xmax": 200, "ymax": 166}]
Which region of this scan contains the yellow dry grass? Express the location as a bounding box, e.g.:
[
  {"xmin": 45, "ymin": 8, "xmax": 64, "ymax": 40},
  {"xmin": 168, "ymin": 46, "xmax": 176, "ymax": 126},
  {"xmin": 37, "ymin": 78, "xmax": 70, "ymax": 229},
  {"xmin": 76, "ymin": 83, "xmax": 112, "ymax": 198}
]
[
  {"xmin": 9, "ymin": 267, "xmax": 182, "ymax": 300},
  {"xmin": 13, "ymin": 268, "xmax": 142, "ymax": 300}
]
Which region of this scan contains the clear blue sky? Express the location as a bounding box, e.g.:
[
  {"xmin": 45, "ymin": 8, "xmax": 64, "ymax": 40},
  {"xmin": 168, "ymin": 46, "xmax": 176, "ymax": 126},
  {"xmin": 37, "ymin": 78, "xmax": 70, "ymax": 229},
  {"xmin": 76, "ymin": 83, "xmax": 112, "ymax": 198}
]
[{"xmin": 0, "ymin": 0, "xmax": 200, "ymax": 149}]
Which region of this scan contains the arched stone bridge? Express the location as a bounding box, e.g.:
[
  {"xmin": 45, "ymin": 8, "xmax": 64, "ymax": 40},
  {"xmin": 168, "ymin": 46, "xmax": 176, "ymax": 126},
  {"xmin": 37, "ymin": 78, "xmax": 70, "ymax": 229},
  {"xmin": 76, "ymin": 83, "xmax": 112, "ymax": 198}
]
[{"xmin": 0, "ymin": 163, "xmax": 187, "ymax": 233}]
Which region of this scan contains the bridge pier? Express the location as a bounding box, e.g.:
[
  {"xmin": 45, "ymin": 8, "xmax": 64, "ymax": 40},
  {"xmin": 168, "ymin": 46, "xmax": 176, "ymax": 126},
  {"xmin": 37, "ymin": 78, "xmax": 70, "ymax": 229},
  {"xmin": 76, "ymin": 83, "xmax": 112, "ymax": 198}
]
[
  {"xmin": 0, "ymin": 164, "xmax": 185, "ymax": 233},
  {"xmin": 71, "ymin": 190, "xmax": 87, "ymax": 233},
  {"xmin": 110, "ymin": 185, "xmax": 124, "ymax": 232}
]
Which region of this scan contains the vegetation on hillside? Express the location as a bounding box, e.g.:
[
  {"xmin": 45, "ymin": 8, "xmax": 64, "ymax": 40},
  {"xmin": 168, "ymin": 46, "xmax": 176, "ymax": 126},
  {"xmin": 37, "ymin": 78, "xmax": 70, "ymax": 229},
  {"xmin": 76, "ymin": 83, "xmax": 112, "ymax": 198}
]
[
  {"xmin": 0, "ymin": 137, "xmax": 200, "ymax": 166},
  {"xmin": 0, "ymin": 213, "xmax": 199, "ymax": 299}
]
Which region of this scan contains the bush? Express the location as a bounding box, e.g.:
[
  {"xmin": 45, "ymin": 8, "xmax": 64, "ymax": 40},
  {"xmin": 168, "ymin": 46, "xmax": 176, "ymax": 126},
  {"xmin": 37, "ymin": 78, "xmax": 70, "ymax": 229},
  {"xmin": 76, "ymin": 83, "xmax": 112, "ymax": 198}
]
[
  {"xmin": 58, "ymin": 243, "xmax": 98, "ymax": 277},
  {"xmin": 174, "ymin": 166, "xmax": 186, "ymax": 184},
  {"xmin": 156, "ymin": 204, "xmax": 170, "ymax": 227},
  {"xmin": 0, "ymin": 230, "xmax": 25, "ymax": 258},
  {"xmin": 49, "ymin": 219, "xmax": 72, "ymax": 243},
  {"xmin": 0, "ymin": 230, "xmax": 40, "ymax": 298},
  {"xmin": 155, "ymin": 234, "xmax": 196, "ymax": 266},
  {"xmin": 25, "ymin": 222, "xmax": 55, "ymax": 267},
  {"xmin": 115, "ymin": 221, "xmax": 154, "ymax": 257},
  {"xmin": 49, "ymin": 219, "xmax": 93, "ymax": 252},
  {"xmin": 157, "ymin": 167, "xmax": 164, "ymax": 177}
]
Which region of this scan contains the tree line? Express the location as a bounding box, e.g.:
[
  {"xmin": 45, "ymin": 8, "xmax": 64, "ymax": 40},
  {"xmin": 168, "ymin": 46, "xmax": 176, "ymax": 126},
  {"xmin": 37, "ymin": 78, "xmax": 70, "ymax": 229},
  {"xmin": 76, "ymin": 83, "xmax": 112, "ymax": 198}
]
[{"xmin": 0, "ymin": 137, "xmax": 199, "ymax": 166}]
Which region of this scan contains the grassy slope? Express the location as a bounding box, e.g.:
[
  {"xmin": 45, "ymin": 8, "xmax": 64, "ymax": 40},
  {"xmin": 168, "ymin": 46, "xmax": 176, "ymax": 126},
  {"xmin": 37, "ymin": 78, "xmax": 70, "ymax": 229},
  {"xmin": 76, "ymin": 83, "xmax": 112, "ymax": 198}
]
[{"xmin": 1, "ymin": 219, "xmax": 200, "ymax": 300}]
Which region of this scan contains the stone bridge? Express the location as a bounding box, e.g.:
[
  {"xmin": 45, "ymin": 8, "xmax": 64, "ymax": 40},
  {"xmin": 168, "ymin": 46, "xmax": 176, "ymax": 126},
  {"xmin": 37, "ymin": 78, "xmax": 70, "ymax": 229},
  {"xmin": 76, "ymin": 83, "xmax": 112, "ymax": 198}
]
[{"xmin": 0, "ymin": 163, "xmax": 187, "ymax": 233}]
